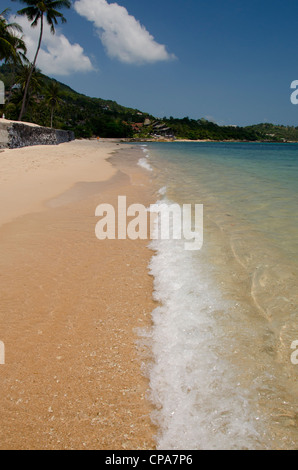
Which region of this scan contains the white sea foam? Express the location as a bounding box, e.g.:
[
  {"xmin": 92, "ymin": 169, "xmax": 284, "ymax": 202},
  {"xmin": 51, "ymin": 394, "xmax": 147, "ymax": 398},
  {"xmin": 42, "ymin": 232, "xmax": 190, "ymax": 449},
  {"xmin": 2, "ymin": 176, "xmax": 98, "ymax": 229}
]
[
  {"xmin": 158, "ymin": 186, "xmax": 167, "ymax": 196},
  {"xmin": 138, "ymin": 157, "xmax": 153, "ymax": 172},
  {"xmin": 144, "ymin": 198, "xmax": 264, "ymax": 450},
  {"xmin": 138, "ymin": 142, "xmax": 298, "ymax": 450}
]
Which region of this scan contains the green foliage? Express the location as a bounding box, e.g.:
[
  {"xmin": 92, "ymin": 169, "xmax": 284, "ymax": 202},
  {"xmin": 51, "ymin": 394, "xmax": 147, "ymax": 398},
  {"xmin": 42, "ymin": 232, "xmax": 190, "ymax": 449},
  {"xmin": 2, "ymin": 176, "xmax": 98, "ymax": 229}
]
[
  {"xmin": 14, "ymin": 0, "xmax": 71, "ymax": 34},
  {"xmin": 0, "ymin": 9, "xmax": 27, "ymax": 64},
  {"xmin": 163, "ymin": 117, "xmax": 262, "ymax": 141},
  {"xmin": 13, "ymin": 0, "xmax": 72, "ymax": 121},
  {"xmin": 1, "ymin": 63, "xmax": 298, "ymax": 141},
  {"xmin": 46, "ymin": 81, "xmax": 63, "ymax": 128},
  {"xmin": 0, "ymin": 64, "xmax": 145, "ymax": 137},
  {"xmin": 245, "ymin": 123, "xmax": 298, "ymax": 142},
  {"xmin": 157, "ymin": 117, "xmax": 298, "ymax": 142}
]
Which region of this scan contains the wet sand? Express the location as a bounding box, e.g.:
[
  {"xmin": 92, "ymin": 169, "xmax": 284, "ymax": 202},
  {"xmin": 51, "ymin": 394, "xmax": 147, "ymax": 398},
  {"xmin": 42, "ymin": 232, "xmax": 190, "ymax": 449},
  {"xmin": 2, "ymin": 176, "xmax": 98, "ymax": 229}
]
[{"xmin": 0, "ymin": 141, "xmax": 157, "ymax": 449}]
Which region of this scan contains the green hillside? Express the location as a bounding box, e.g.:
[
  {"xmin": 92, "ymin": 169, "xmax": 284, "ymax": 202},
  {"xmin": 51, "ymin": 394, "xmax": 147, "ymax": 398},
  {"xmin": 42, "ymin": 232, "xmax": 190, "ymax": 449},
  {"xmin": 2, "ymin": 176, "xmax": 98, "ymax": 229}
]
[
  {"xmin": 0, "ymin": 64, "xmax": 152, "ymax": 138},
  {"xmin": 162, "ymin": 117, "xmax": 261, "ymax": 141},
  {"xmin": 160, "ymin": 118, "xmax": 298, "ymax": 142},
  {"xmin": 1, "ymin": 64, "xmax": 298, "ymax": 142},
  {"xmin": 245, "ymin": 123, "xmax": 298, "ymax": 142}
]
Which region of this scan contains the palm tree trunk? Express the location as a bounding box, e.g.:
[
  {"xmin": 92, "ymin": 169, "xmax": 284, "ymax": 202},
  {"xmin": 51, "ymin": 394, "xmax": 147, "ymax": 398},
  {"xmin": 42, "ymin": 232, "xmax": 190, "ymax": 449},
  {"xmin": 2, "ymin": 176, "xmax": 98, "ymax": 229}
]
[
  {"xmin": 24, "ymin": 89, "xmax": 31, "ymax": 117},
  {"xmin": 7, "ymin": 65, "xmax": 16, "ymax": 103},
  {"xmin": 18, "ymin": 14, "xmax": 43, "ymax": 121},
  {"xmin": 50, "ymin": 106, "xmax": 54, "ymax": 128}
]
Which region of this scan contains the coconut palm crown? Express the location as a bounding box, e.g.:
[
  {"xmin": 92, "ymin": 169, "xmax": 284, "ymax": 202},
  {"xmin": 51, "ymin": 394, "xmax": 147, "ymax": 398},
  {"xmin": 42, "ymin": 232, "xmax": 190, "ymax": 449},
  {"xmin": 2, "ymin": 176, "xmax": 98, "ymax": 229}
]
[{"xmin": 13, "ymin": 0, "xmax": 71, "ymax": 121}]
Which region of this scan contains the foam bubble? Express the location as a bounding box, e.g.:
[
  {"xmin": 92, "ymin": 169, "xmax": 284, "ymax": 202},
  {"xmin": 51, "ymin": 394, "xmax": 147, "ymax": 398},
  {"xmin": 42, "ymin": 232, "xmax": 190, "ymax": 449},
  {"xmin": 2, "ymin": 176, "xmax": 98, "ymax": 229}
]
[
  {"xmin": 158, "ymin": 186, "xmax": 167, "ymax": 196},
  {"xmin": 144, "ymin": 199, "xmax": 264, "ymax": 450},
  {"xmin": 138, "ymin": 158, "xmax": 153, "ymax": 172}
]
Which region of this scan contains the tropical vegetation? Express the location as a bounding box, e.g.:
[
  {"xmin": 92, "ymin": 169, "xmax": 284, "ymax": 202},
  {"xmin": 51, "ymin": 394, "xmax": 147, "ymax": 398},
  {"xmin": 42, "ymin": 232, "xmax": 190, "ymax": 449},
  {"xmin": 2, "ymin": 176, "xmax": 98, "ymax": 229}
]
[
  {"xmin": 0, "ymin": 63, "xmax": 145, "ymax": 136},
  {"xmin": 1, "ymin": 3, "xmax": 298, "ymax": 141},
  {"xmin": 12, "ymin": 0, "xmax": 71, "ymax": 121},
  {"xmin": 0, "ymin": 8, "xmax": 27, "ymax": 65}
]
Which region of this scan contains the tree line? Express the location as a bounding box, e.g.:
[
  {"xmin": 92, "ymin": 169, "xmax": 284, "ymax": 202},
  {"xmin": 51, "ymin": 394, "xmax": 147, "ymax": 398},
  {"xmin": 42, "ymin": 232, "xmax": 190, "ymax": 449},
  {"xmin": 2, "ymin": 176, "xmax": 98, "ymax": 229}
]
[
  {"xmin": 2, "ymin": 2, "xmax": 298, "ymax": 141},
  {"xmin": 0, "ymin": 0, "xmax": 71, "ymax": 126},
  {"xmin": 0, "ymin": 0, "xmax": 145, "ymax": 137}
]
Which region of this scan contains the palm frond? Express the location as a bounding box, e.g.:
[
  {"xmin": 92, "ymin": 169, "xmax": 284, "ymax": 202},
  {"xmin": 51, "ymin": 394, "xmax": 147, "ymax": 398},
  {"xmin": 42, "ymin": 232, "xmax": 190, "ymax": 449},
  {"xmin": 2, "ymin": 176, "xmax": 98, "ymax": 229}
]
[
  {"xmin": 11, "ymin": 0, "xmax": 71, "ymax": 121},
  {"xmin": 48, "ymin": 1, "xmax": 71, "ymax": 10},
  {"xmin": 0, "ymin": 11, "xmax": 27, "ymax": 64},
  {"xmin": 11, "ymin": 0, "xmax": 39, "ymax": 6},
  {"xmin": 0, "ymin": 8, "xmax": 11, "ymax": 20},
  {"xmin": 31, "ymin": 15, "xmax": 42, "ymax": 28},
  {"xmin": 17, "ymin": 7, "xmax": 40, "ymax": 22},
  {"xmin": 6, "ymin": 22, "xmax": 23, "ymax": 33}
]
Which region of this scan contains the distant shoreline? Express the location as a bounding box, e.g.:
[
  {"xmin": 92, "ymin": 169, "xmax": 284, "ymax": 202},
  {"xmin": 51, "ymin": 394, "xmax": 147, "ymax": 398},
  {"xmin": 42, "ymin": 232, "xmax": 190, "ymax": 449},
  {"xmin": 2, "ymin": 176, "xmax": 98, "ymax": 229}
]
[{"xmin": 124, "ymin": 138, "xmax": 298, "ymax": 144}]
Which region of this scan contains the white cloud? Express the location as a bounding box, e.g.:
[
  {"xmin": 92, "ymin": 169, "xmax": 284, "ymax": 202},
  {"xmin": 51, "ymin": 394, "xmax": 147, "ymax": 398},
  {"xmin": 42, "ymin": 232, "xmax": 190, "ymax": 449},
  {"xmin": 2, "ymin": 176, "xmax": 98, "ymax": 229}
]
[
  {"xmin": 13, "ymin": 15, "xmax": 94, "ymax": 76},
  {"xmin": 74, "ymin": 0, "xmax": 176, "ymax": 64}
]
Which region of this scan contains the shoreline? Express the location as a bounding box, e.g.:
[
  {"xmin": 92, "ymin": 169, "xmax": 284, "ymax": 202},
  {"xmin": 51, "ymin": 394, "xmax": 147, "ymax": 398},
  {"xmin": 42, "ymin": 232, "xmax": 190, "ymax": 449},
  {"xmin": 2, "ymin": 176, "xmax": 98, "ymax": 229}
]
[
  {"xmin": 145, "ymin": 141, "xmax": 298, "ymax": 449},
  {"xmin": 0, "ymin": 141, "xmax": 157, "ymax": 449},
  {"xmin": 124, "ymin": 138, "xmax": 298, "ymax": 144},
  {"xmin": 0, "ymin": 139, "xmax": 121, "ymax": 227}
]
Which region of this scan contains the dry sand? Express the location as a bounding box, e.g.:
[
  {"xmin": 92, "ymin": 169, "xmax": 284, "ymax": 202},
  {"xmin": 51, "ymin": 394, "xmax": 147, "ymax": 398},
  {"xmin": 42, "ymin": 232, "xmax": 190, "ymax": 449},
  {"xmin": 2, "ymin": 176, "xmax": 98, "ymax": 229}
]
[
  {"xmin": 0, "ymin": 140, "xmax": 118, "ymax": 227},
  {"xmin": 0, "ymin": 140, "xmax": 157, "ymax": 450}
]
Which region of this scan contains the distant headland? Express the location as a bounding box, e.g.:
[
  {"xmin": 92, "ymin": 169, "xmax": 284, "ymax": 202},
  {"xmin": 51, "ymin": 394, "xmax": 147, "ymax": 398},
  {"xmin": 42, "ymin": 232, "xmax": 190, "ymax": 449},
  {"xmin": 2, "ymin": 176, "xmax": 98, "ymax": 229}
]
[{"xmin": 1, "ymin": 64, "xmax": 298, "ymax": 144}]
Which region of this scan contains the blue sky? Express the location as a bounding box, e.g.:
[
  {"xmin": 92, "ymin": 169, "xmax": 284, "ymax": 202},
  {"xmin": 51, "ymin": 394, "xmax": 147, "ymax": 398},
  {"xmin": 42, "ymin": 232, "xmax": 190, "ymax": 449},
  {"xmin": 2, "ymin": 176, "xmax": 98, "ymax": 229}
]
[{"xmin": 8, "ymin": 0, "xmax": 298, "ymax": 126}]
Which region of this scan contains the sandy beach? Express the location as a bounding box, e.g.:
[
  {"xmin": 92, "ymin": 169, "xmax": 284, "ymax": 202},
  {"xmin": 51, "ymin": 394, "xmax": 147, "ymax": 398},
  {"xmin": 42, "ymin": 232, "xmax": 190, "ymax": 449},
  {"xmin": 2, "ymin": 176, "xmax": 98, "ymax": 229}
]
[
  {"xmin": 0, "ymin": 139, "xmax": 119, "ymax": 226},
  {"xmin": 0, "ymin": 140, "xmax": 157, "ymax": 450}
]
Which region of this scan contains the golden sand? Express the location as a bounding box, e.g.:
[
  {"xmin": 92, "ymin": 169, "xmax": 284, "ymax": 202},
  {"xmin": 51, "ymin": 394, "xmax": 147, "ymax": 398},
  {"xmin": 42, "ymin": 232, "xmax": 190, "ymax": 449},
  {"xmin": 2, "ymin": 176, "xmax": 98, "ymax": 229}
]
[{"xmin": 0, "ymin": 140, "xmax": 157, "ymax": 450}]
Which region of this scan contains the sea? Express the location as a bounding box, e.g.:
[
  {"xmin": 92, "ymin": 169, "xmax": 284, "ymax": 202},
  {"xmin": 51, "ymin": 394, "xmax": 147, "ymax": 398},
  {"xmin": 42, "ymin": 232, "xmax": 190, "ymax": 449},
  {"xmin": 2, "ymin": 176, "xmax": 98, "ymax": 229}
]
[{"xmin": 137, "ymin": 141, "xmax": 298, "ymax": 450}]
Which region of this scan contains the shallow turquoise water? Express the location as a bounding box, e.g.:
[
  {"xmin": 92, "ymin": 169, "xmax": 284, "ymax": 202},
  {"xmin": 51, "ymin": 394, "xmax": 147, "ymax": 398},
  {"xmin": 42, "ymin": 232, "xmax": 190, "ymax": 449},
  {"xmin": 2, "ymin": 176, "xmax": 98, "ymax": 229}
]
[
  {"xmin": 149, "ymin": 142, "xmax": 298, "ymax": 260},
  {"xmin": 139, "ymin": 142, "xmax": 298, "ymax": 450}
]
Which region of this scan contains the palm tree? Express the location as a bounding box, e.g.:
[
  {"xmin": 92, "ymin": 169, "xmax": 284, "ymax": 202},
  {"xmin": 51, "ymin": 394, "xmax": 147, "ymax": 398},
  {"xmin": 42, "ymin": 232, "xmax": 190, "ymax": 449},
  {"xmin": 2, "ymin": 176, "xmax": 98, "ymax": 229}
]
[
  {"xmin": 14, "ymin": 64, "xmax": 43, "ymax": 117},
  {"xmin": 46, "ymin": 81, "xmax": 62, "ymax": 128},
  {"xmin": 5, "ymin": 37, "xmax": 29, "ymax": 104},
  {"xmin": 16, "ymin": 64, "xmax": 43, "ymax": 94},
  {"xmin": 6, "ymin": 34, "xmax": 28, "ymax": 65},
  {"xmin": 0, "ymin": 9, "xmax": 27, "ymax": 64},
  {"xmin": 13, "ymin": 0, "xmax": 71, "ymax": 121}
]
